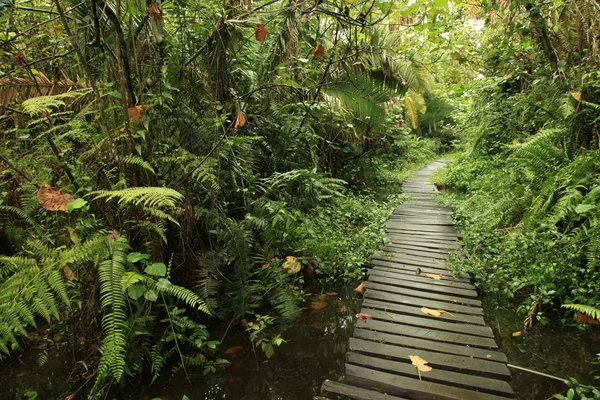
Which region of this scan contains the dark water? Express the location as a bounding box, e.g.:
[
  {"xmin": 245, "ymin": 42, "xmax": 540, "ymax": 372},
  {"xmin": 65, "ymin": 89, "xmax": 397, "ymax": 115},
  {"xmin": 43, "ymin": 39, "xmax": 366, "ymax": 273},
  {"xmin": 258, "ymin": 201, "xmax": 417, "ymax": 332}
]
[
  {"xmin": 1, "ymin": 285, "xmax": 599, "ymax": 399},
  {"xmin": 482, "ymin": 297, "xmax": 600, "ymax": 399},
  {"xmin": 0, "ymin": 286, "xmax": 362, "ymax": 400}
]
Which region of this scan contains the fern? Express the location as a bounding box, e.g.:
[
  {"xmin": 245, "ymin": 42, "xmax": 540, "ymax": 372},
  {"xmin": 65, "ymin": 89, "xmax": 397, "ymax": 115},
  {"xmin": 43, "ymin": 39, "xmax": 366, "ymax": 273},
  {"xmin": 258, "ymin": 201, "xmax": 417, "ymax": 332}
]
[
  {"xmin": 89, "ymin": 187, "xmax": 184, "ymax": 209},
  {"xmin": 92, "ymin": 238, "xmax": 129, "ymax": 393},
  {"xmin": 155, "ymin": 279, "xmax": 212, "ymax": 315},
  {"xmin": 121, "ymin": 155, "xmax": 156, "ymax": 174},
  {"xmin": 21, "ymin": 89, "xmax": 92, "ymax": 116},
  {"xmin": 563, "ymin": 304, "xmax": 600, "ymax": 321}
]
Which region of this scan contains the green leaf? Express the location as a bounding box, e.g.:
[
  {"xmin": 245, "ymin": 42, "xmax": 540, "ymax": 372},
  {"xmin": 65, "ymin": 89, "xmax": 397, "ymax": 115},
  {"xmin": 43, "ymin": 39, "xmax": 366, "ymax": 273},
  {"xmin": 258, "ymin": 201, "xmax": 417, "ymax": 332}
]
[
  {"xmin": 156, "ymin": 278, "xmax": 172, "ymax": 290},
  {"xmin": 575, "ymin": 204, "xmax": 594, "ymax": 214},
  {"xmin": 127, "ymin": 252, "xmax": 149, "ymax": 263},
  {"xmin": 144, "ymin": 262, "xmax": 166, "ymax": 277},
  {"xmin": 128, "ymin": 284, "xmax": 146, "ymax": 300},
  {"xmin": 144, "ymin": 289, "xmax": 159, "ymax": 302},
  {"xmin": 67, "ymin": 198, "xmax": 88, "ymax": 212}
]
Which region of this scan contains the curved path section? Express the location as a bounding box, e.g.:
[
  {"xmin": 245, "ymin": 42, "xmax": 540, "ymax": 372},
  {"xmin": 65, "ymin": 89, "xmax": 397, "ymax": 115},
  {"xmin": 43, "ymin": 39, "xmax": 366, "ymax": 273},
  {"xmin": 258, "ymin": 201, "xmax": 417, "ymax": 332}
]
[{"xmin": 319, "ymin": 161, "xmax": 513, "ymax": 400}]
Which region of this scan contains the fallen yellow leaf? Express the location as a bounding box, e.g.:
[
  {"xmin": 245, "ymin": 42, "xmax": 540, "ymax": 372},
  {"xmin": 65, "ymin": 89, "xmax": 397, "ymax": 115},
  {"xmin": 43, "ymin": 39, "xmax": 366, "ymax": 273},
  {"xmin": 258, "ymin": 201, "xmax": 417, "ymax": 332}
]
[
  {"xmin": 424, "ymin": 273, "xmax": 443, "ymax": 280},
  {"xmin": 409, "ymin": 355, "xmax": 432, "ymax": 379},
  {"xmin": 512, "ymin": 331, "xmax": 523, "ymax": 337},
  {"xmin": 282, "ymin": 256, "xmax": 301, "ymax": 274},
  {"xmin": 421, "ymin": 307, "xmax": 442, "ymax": 317}
]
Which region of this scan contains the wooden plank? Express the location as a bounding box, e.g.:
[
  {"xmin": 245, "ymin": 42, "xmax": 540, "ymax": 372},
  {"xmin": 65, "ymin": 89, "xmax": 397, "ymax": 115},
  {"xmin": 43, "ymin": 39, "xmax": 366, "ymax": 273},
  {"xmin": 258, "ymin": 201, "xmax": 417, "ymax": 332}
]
[
  {"xmin": 368, "ymin": 268, "xmax": 474, "ymax": 290},
  {"xmin": 382, "ymin": 246, "xmax": 449, "ymax": 260},
  {"xmin": 349, "ymin": 339, "xmax": 510, "ymax": 378},
  {"xmin": 386, "ymin": 229, "xmax": 462, "ymax": 239},
  {"xmin": 353, "ymin": 328, "xmax": 506, "ymax": 361},
  {"xmin": 321, "ymin": 380, "xmax": 409, "ymax": 400},
  {"xmin": 364, "ymin": 290, "xmax": 484, "ymax": 316},
  {"xmin": 356, "ymin": 318, "xmax": 497, "ymax": 348},
  {"xmin": 358, "ymin": 309, "xmax": 493, "ymax": 338},
  {"xmin": 372, "ymin": 253, "xmax": 448, "ymax": 269},
  {"xmin": 368, "ymin": 259, "xmax": 470, "ymax": 282},
  {"xmin": 384, "ymin": 243, "xmax": 451, "ymax": 256},
  {"xmin": 361, "ymin": 298, "xmax": 485, "ymax": 325},
  {"xmin": 386, "ymin": 222, "xmax": 458, "ymax": 233},
  {"xmin": 385, "ymin": 237, "xmax": 459, "ymax": 249},
  {"xmin": 367, "ymin": 274, "xmax": 478, "ymax": 299},
  {"xmin": 370, "ymin": 264, "xmax": 470, "ymax": 284},
  {"xmin": 347, "ymin": 353, "xmax": 513, "ymax": 396},
  {"xmin": 365, "ymin": 281, "xmax": 482, "ymax": 306},
  {"xmin": 345, "ymin": 365, "xmax": 511, "ymax": 400}
]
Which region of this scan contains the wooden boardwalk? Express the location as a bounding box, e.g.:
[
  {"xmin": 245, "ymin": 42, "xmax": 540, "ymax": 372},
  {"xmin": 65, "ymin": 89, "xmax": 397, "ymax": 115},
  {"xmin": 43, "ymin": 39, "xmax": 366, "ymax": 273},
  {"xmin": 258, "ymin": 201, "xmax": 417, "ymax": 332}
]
[{"xmin": 319, "ymin": 161, "xmax": 513, "ymax": 400}]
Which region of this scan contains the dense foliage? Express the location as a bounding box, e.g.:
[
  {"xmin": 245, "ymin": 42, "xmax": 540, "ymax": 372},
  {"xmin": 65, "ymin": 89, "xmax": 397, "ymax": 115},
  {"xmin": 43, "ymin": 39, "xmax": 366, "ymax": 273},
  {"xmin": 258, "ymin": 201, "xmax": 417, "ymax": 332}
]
[{"xmin": 0, "ymin": 0, "xmax": 451, "ymax": 396}]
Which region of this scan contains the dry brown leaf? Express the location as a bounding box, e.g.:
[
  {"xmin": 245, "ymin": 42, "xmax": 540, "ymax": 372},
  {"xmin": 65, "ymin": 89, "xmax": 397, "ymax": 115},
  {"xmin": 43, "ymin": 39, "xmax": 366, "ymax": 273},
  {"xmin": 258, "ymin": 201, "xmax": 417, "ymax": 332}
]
[
  {"xmin": 512, "ymin": 331, "xmax": 523, "ymax": 337},
  {"xmin": 415, "ymin": 267, "xmax": 422, "ymax": 275},
  {"xmin": 147, "ymin": 1, "xmax": 163, "ymax": 20},
  {"xmin": 355, "ymin": 313, "xmax": 372, "ymax": 321},
  {"xmin": 326, "ymin": 292, "xmax": 338, "ymax": 296},
  {"xmin": 61, "ymin": 266, "xmax": 74, "ymax": 281},
  {"xmin": 421, "ymin": 307, "xmax": 442, "ymax": 317},
  {"xmin": 282, "ymin": 256, "xmax": 301, "ymax": 274},
  {"xmin": 314, "ymin": 40, "xmax": 325, "ymax": 58},
  {"xmin": 64, "ymin": 395, "xmax": 75, "ymax": 400},
  {"xmin": 409, "ymin": 355, "xmax": 432, "ymax": 379},
  {"xmin": 424, "ymin": 273, "xmax": 443, "ymax": 280},
  {"xmin": 106, "ymin": 229, "xmax": 120, "ymax": 240},
  {"xmin": 128, "ymin": 105, "xmax": 148, "ymax": 120},
  {"xmin": 225, "ymin": 346, "xmax": 246, "ymax": 358},
  {"xmin": 571, "ymin": 91, "xmax": 583, "ymax": 100},
  {"xmin": 311, "ymin": 301, "xmax": 328, "ymax": 310},
  {"xmin": 255, "ymin": 24, "xmax": 268, "ymax": 42},
  {"xmin": 354, "ymin": 282, "xmax": 365, "ymax": 294},
  {"xmin": 261, "ymin": 264, "xmax": 270, "ymax": 270},
  {"xmin": 234, "ymin": 110, "xmax": 247, "ymax": 128},
  {"xmin": 576, "ymin": 312, "xmax": 600, "ymax": 325},
  {"xmin": 37, "ymin": 184, "xmax": 75, "ymax": 212}
]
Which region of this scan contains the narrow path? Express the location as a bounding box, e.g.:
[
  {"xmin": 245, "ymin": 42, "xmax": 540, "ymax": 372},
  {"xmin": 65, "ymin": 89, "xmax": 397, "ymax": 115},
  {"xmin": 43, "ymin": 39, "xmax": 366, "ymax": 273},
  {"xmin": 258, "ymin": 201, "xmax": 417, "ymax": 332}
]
[{"xmin": 319, "ymin": 161, "xmax": 513, "ymax": 400}]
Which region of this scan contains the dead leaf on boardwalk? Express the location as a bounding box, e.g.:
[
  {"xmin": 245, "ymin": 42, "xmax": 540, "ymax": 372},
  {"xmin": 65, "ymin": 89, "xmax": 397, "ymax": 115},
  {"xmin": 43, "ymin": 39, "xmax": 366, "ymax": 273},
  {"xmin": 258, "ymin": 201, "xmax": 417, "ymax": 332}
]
[
  {"xmin": 409, "ymin": 355, "xmax": 432, "ymax": 379},
  {"xmin": 254, "ymin": 24, "xmax": 268, "ymax": 42},
  {"xmin": 282, "ymin": 256, "xmax": 301, "ymax": 274},
  {"xmin": 421, "ymin": 307, "xmax": 442, "ymax": 317},
  {"xmin": 354, "ymin": 282, "xmax": 365, "ymax": 294},
  {"xmin": 486, "ymin": 354, "xmax": 492, "ymax": 358},
  {"xmin": 37, "ymin": 184, "xmax": 74, "ymax": 212},
  {"xmin": 512, "ymin": 331, "xmax": 523, "ymax": 337},
  {"xmin": 415, "ymin": 268, "xmax": 422, "ymax": 275},
  {"xmin": 234, "ymin": 111, "xmax": 247, "ymax": 128},
  {"xmin": 421, "ymin": 307, "xmax": 456, "ymax": 318},
  {"xmin": 424, "ymin": 273, "xmax": 443, "ymax": 280},
  {"xmin": 355, "ymin": 313, "xmax": 372, "ymax": 321},
  {"xmin": 311, "ymin": 301, "xmax": 327, "ymax": 310}
]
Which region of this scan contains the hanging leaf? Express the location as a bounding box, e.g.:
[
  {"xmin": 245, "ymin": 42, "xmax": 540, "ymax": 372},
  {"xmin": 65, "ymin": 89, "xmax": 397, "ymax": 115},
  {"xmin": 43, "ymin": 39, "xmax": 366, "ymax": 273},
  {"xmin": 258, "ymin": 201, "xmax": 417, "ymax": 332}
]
[
  {"xmin": 354, "ymin": 282, "xmax": 365, "ymax": 293},
  {"xmin": 282, "ymin": 256, "xmax": 301, "ymax": 274},
  {"xmin": 355, "ymin": 313, "xmax": 372, "ymax": 321},
  {"xmin": 147, "ymin": 1, "xmax": 163, "ymax": 20},
  {"xmin": 313, "ymin": 40, "xmax": 325, "ymax": 58},
  {"xmin": 424, "ymin": 273, "xmax": 443, "ymax": 280},
  {"xmin": 234, "ymin": 111, "xmax": 247, "ymax": 128},
  {"xmin": 255, "ymin": 24, "xmax": 268, "ymax": 42},
  {"xmin": 37, "ymin": 183, "xmax": 75, "ymax": 212}
]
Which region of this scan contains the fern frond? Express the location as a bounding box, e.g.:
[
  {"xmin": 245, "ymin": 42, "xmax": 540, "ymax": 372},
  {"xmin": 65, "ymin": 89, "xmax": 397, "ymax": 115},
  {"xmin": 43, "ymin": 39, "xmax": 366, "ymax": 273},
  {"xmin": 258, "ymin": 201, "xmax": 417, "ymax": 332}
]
[
  {"xmin": 121, "ymin": 155, "xmax": 156, "ymax": 174},
  {"xmin": 563, "ymin": 304, "xmax": 600, "ymax": 321},
  {"xmin": 89, "ymin": 187, "xmax": 184, "ymax": 209},
  {"xmin": 155, "ymin": 280, "xmax": 211, "ymax": 315}
]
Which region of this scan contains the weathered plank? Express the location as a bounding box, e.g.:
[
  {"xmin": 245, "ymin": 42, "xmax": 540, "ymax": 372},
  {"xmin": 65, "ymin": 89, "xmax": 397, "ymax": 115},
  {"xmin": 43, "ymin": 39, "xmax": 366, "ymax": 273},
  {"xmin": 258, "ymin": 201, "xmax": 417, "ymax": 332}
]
[
  {"xmin": 353, "ymin": 328, "xmax": 506, "ymax": 361},
  {"xmin": 349, "ymin": 339, "xmax": 510, "ymax": 378},
  {"xmin": 366, "ymin": 274, "xmax": 479, "ymax": 298},
  {"xmin": 365, "ymin": 281, "xmax": 481, "ymax": 306},
  {"xmin": 357, "ymin": 309, "xmax": 494, "ymax": 338},
  {"xmin": 347, "ymin": 353, "xmax": 514, "ymax": 396},
  {"xmin": 364, "ymin": 290, "xmax": 484, "ymax": 316},
  {"xmin": 321, "ymin": 380, "xmax": 409, "ymax": 400},
  {"xmin": 361, "ymin": 298, "xmax": 486, "ymax": 325},
  {"xmin": 381, "ymin": 246, "xmax": 450, "ymax": 260},
  {"xmin": 368, "ymin": 268, "xmax": 474, "ymax": 290},
  {"xmin": 345, "ymin": 365, "xmax": 512, "ymax": 400},
  {"xmin": 370, "ymin": 264, "xmax": 470, "ymax": 284}
]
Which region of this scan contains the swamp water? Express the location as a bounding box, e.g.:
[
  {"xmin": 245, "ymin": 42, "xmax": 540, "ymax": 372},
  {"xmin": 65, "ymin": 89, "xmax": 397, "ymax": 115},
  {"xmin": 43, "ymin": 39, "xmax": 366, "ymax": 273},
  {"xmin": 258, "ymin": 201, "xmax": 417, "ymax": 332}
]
[{"xmin": 1, "ymin": 285, "xmax": 599, "ymax": 399}]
